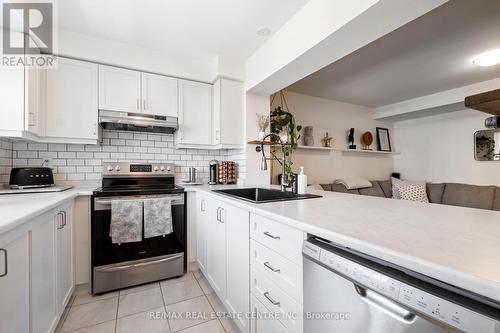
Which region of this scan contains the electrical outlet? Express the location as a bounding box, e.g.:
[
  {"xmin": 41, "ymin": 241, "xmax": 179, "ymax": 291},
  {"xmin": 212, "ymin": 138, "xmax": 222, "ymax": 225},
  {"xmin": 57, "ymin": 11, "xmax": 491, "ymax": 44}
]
[{"xmin": 42, "ymin": 158, "xmax": 52, "ymax": 168}]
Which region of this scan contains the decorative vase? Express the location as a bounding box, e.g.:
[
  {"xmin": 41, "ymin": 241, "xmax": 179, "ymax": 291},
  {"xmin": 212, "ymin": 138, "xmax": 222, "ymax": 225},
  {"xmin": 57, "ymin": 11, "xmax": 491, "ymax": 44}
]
[
  {"xmin": 304, "ymin": 126, "xmax": 314, "ymax": 146},
  {"xmin": 258, "ymin": 131, "xmax": 266, "ymax": 141}
]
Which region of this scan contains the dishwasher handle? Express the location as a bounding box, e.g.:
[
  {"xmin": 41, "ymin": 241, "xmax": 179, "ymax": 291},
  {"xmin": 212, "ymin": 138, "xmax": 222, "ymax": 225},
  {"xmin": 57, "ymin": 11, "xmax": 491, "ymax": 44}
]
[{"xmin": 355, "ymin": 284, "xmax": 417, "ymax": 324}]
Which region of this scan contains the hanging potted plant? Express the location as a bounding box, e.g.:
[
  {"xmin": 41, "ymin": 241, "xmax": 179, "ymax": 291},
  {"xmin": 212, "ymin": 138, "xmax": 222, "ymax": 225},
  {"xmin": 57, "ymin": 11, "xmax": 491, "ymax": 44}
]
[{"xmin": 270, "ymin": 91, "xmax": 302, "ymax": 185}]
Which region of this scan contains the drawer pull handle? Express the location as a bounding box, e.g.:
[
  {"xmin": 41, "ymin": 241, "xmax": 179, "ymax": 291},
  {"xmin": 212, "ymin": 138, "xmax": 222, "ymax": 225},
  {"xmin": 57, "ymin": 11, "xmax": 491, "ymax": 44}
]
[
  {"xmin": 57, "ymin": 212, "xmax": 64, "ymax": 229},
  {"xmin": 264, "ymin": 261, "xmax": 280, "ymax": 273},
  {"xmin": 263, "ymin": 231, "xmax": 280, "ymax": 240},
  {"xmin": 0, "ymin": 249, "xmax": 7, "ymax": 278},
  {"xmin": 264, "ymin": 292, "xmax": 280, "ymax": 306}
]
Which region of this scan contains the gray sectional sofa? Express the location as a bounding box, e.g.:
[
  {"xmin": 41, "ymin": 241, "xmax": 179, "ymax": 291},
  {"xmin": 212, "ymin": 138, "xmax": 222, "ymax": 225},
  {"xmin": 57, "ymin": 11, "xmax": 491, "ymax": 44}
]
[{"xmin": 320, "ymin": 180, "xmax": 500, "ymax": 211}]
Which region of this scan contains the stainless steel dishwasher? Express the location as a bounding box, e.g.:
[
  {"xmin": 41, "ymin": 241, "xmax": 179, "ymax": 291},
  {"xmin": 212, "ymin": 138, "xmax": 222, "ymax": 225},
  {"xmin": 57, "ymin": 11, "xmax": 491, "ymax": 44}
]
[{"xmin": 303, "ymin": 237, "xmax": 500, "ymax": 333}]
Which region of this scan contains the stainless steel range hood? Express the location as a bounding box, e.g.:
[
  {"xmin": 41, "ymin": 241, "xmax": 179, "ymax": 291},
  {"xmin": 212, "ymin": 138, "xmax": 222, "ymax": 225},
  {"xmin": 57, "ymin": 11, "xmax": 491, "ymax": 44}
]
[{"xmin": 98, "ymin": 110, "xmax": 178, "ymax": 134}]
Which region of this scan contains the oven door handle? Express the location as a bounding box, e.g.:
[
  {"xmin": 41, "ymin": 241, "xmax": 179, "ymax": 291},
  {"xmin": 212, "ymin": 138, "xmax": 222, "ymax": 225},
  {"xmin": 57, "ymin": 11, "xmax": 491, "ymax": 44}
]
[
  {"xmin": 95, "ymin": 254, "xmax": 183, "ymax": 273},
  {"xmin": 95, "ymin": 196, "xmax": 184, "ymax": 206}
]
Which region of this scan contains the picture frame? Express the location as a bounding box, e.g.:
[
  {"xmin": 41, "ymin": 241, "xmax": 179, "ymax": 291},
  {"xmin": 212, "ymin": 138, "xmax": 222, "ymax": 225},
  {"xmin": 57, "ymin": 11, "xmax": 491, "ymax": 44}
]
[{"xmin": 376, "ymin": 127, "xmax": 392, "ymax": 152}]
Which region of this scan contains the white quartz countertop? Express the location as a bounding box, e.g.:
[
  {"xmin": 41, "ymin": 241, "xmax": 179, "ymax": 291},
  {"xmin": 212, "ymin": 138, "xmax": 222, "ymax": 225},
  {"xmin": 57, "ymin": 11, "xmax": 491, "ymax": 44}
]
[
  {"xmin": 187, "ymin": 184, "xmax": 500, "ymax": 304},
  {"xmin": 0, "ymin": 187, "xmax": 94, "ymax": 234}
]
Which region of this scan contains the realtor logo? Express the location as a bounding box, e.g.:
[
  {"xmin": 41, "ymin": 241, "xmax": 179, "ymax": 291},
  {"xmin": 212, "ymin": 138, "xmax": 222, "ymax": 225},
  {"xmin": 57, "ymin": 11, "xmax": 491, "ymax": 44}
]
[
  {"xmin": 2, "ymin": 1, "xmax": 56, "ymax": 67},
  {"xmin": 3, "ymin": 2, "xmax": 53, "ymax": 54}
]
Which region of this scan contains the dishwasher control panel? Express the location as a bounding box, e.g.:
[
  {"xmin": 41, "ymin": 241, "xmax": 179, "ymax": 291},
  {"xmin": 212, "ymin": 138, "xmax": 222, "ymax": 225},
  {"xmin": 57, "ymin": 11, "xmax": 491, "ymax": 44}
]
[{"xmin": 304, "ymin": 241, "xmax": 496, "ymax": 333}]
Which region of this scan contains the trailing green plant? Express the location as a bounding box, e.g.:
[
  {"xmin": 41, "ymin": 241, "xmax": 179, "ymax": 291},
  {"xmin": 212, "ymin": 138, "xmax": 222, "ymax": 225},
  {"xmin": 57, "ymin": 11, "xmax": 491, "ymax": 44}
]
[{"xmin": 270, "ymin": 100, "xmax": 302, "ymax": 185}]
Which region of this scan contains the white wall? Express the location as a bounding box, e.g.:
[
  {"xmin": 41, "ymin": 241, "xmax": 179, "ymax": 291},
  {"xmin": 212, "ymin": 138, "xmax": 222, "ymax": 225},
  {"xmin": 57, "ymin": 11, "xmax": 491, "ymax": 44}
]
[
  {"xmin": 244, "ymin": 93, "xmax": 271, "ymax": 185},
  {"xmin": 272, "ymin": 91, "xmax": 394, "ymax": 184},
  {"xmin": 394, "ymin": 109, "xmax": 500, "ymax": 186},
  {"xmin": 58, "ymin": 29, "xmax": 214, "ymax": 82}
]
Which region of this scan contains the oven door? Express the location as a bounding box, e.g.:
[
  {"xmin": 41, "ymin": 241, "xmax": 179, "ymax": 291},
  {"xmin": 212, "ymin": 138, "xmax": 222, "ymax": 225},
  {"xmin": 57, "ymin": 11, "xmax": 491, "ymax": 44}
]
[{"xmin": 91, "ymin": 193, "xmax": 186, "ymax": 293}]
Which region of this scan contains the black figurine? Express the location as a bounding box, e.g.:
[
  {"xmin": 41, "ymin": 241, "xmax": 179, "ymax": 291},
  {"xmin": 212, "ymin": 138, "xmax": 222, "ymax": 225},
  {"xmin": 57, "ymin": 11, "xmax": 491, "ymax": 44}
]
[{"xmin": 348, "ymin": 128, "xmax": 356, "ymax": 149}]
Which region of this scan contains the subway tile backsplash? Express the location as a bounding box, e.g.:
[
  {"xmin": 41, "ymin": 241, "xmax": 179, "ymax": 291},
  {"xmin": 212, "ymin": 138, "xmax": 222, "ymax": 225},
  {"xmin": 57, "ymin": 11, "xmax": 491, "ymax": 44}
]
[
  {"xmin": 0, "ymin": 139, "xmax": 13, "ymax": 184},
  {"xmin": 4, "ymin": 131, "xmax": 245, "ymax": 186}
]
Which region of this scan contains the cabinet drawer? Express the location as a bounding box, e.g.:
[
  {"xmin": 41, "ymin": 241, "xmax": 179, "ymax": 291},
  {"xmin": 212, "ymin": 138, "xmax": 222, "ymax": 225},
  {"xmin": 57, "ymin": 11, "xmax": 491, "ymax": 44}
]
[
  {"xmin": 250, "ymin": 214, "xmax": 304, "ymax": 264},
  {"xmin": 251, "ymin": 240, "xmax": 302, "ymax": 304},
  {"xmin": 251, "ymin": 268, "xmax": 302, "ymax": 333},
  {"xmin": 251, "ymin": 295, "xmax": 290, "ymax": 333}
]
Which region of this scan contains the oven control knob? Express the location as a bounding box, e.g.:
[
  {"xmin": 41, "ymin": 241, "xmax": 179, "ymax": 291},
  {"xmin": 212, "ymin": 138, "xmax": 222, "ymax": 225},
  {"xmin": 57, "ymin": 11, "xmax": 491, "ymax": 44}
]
[
  {"xmin": 115, "ymin": 165, "xmax": 121, "ymax": 172},
  {"xmin": 160, "ymin": 166, "xmax": 165, "ymax": 172},
  {"xmin": 107, "ymin": 165, "xmax": 113, "ymax": 172},
  {"xmin": 153, "ymin": 166, "xmax": 159, "ymax": 172},
  {"xmin": 166, "ymin": 166, "xmax": 171, "ymax": 172}
]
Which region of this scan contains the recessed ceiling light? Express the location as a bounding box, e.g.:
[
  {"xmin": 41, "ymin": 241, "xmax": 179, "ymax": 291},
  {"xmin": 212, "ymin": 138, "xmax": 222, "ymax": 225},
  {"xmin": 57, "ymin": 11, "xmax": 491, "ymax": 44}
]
[
  {"xmin": 256, "ymin": 27, "xmax": 271, "ymax": 37},
  {"xmin": 473, "ymin": 49, "xmax": 500, "ymax": 67}
]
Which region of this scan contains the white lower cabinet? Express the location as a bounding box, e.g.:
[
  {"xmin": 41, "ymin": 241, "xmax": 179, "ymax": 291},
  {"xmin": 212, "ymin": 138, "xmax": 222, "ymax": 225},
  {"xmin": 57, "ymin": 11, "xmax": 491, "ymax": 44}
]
[
  {"xmin": 225, "ymin": 203, "xmax": 250, "ymax": 332},
  {"xmin": 56, "ymin": 203, "xmax": 74, "ymax": 316},
  {"xmin": 198, "ymin": 194, "xmax": 250, "ymax": 333},
  {"xmin": 0, "ymin": 232, "xmax": 30, "ymax": 333},
  {"xmin": 251, "ymin": 295, "xmax": 289, "ymax": 333},
  {"xmin": 196, "ymin": 194, "xmax": 208, "ymax": 271},
  {"xmin": 0, "ymin": 200, "xmax": 74, "ymax": 333},
  {"xmin": 250, "ymin": 213, "xmax": 304, "ymax": 333},
  {"xmin": 206, "ymin": 198, "xmax": 227, "ymax": 297},
  {"xmin": 32, "ymin": 212, "xmax": 58, "ymax": 333},
  {"xmin": 195, "ymin": 195, "xmax": 305, "ymax": 333}
]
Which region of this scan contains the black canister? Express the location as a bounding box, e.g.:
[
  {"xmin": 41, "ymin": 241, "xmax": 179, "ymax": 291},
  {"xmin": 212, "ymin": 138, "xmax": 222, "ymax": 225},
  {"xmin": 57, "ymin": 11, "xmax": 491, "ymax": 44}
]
[{"xmin": 209, "ymin": 160, "xmax": 218, "ymax": 185}]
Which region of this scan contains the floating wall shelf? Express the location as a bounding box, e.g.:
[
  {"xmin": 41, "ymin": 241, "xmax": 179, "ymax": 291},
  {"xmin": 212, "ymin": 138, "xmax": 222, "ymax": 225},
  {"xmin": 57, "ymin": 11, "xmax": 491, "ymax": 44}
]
[
  {"xmin": 340, "ymin": 149, "xmax": 400, "ymax": 155},
  {"xmin": 297, "ymin": 146, "xmax": 335, "ymax": 151}
]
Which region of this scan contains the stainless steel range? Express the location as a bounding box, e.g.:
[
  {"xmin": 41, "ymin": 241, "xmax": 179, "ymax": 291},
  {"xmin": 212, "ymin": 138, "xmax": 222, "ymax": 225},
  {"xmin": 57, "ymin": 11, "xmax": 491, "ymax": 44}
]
[{"xmin": 91, "ymin": 162, "xmax": 185, "ymax": 294}]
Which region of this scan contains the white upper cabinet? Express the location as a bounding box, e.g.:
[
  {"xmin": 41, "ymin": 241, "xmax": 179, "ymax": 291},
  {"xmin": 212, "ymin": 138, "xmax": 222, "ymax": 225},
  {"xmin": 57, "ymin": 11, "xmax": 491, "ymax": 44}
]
[
  {"xmin": 142, "ymin": 73, "xmax": 178, "ymax": 117},
  {"xmin": 46, "ymin": 58, "xmax": 98, "ymax": 143},
  {"xmin": 99, "ymin": 65, "xmax": 179, "ymax": 118},
  {"xmin": 99, "ymin": 65, "xmax": 142, "ymax": 113},
  {"xmin": 177, "ymin": 80, "xmax": 212, "ymax": 147},
  {"xmin": 0, "ymin": 31, "xmax": 46, "ymax": 139},
  {"xmin": 212, "ymin": 78, "xmax": 244, "ymax": 148}
]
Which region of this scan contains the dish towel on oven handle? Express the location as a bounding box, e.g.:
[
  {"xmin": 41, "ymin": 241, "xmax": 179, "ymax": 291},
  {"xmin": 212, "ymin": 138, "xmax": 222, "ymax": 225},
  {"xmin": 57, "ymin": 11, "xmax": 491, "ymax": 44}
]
[
  {"xmin": 110, "ymin": 199, "xmax": 143, "ymax": 244},
  {"xmin": 143, "ymin": 197, "xmax": 173, "ymax": 238}
]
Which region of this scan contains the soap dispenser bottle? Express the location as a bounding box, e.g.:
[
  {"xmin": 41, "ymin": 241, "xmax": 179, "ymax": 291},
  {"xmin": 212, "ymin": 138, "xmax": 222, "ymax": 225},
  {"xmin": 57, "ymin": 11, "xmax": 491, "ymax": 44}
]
[{"xmin": 297, "ymin": 166, "xmax": 307, "ymax": 195}]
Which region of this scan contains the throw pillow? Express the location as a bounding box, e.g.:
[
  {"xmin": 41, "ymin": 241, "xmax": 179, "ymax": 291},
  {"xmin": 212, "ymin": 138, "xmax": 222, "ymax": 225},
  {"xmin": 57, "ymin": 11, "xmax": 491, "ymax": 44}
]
[
  {"xmin": 334, "ymin": 177, "xmax": 372, "ymax": 190},
  {"xmin": 392, "ymin": 177, "xmax": 429, "ymax": 203}
]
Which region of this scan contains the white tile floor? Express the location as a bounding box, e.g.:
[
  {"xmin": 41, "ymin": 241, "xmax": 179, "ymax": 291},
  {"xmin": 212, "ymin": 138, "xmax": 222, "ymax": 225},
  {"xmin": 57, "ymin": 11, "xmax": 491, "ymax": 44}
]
[{"xmin": 56, "ymin": 270, "xmax": 239, "ymax": 333}]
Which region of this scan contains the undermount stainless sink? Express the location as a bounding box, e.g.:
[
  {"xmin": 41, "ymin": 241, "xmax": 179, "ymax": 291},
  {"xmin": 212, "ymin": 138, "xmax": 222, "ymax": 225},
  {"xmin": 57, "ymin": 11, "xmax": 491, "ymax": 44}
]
[{"xmin": 213, "ymin": 187, "xmax": 322, "ymax": 203}]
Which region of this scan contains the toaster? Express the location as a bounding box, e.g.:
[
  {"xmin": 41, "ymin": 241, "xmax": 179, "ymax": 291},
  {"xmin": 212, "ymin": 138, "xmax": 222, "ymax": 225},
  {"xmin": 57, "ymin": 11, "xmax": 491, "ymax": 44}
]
[{"xmin": 9, "ymin": 167, "xmax": 55, "ymax": 189}]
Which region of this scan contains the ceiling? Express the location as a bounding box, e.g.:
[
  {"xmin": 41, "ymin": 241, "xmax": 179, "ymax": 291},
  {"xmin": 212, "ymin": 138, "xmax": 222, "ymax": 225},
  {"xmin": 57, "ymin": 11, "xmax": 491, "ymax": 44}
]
[
  {"xmin": 287, "ymin": 0, "xmax": 500, "ymax": 108},
  {"xmin": 56, "ymin": 0, "xmax": 309, "ymax": 62}
]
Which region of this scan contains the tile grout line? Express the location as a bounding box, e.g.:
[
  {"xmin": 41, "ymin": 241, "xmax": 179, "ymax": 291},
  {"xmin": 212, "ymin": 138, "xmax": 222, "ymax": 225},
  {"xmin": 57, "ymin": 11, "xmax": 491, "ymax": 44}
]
[
  {"xmin": 115, "ymin": 293, "xmax": 120, "ymax": 333},
  {"xmin": 194, "ymin": 272, "xmax": 233, "ymax": 333},
  {"xmin": 158, "ymin": 281, "xmax": 173, "ymax": 333}
]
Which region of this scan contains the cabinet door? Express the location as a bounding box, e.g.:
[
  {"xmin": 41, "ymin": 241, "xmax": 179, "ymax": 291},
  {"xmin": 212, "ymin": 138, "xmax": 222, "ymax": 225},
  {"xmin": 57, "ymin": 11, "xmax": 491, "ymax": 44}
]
[
  {"xmin": 99, "ymin": 65, "xmax": 141, "ymax": 113},
  {"xmin": 213, "ymin": 78, "xmax": 243, "ymax": 147},
  {"xmin": 46, "ymin": 58, "xmax": 98, "ymax": 140},
  {"xmin": 212, "ymin": 79, "xmax": 221, "ymax": 145},
  {"xmin": 196, "ymin": 194, "xmax": 208, "ymax": 272},
  {"xmin": 178, "ymin": 80, "xmax": 212, "ymax": 145},
  {"xmin": 225, "ymin": 204, "xmax": 250, "ymax": 333},
  {"xmin": 206, "ymin": 199, "xmax": 226, "ymax": 297},
  {"xmin": 32, "ymin": 213, "xmax": 58, "ymax": 333},
  {"xmin": 56, "ymin": 204, "xmax": 74, "ymax": 315},
  {"xmin": 0, "ymin": 29, "xmax": 24, "ymax": 132},
  {"xmin": 142, "ymin": 73, "xmax": 178, "ymax": 117},
  {"xmin": 0, "ymin": 233, "xmax": 30, "ymax": 333}
]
